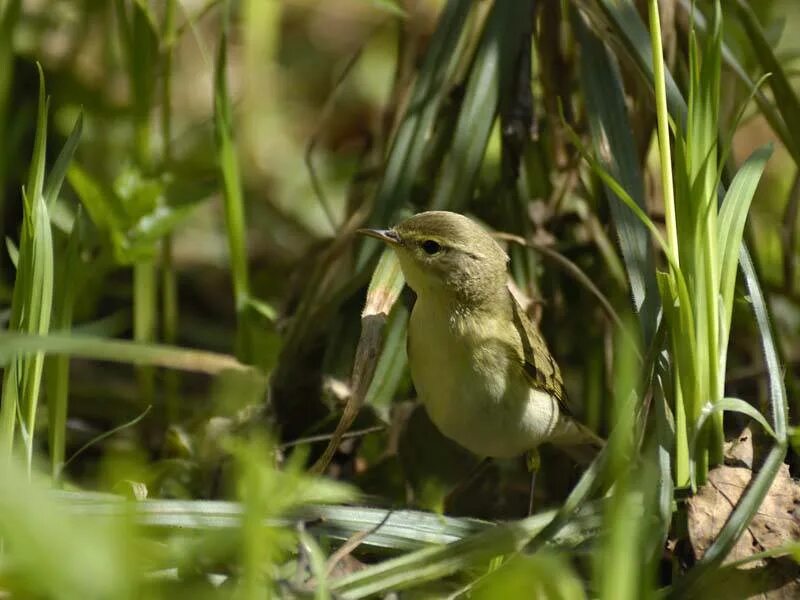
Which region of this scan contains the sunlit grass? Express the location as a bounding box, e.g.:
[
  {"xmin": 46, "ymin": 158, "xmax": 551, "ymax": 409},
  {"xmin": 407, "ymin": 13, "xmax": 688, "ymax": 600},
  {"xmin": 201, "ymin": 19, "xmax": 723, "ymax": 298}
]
[
  {"xmin": 1, "ymin": 65, "xmax": 54, "ymax": 475},
  {"xmin": 648, "ymin": 0, "xmax": 772, "ymax": 487}
]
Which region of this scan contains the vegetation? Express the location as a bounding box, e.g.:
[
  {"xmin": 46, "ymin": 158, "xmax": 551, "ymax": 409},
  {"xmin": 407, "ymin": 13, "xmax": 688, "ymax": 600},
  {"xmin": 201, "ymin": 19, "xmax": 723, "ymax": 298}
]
[{"xmin": 0, "ymin": 0, "xmax": 798, "ymax": 597}]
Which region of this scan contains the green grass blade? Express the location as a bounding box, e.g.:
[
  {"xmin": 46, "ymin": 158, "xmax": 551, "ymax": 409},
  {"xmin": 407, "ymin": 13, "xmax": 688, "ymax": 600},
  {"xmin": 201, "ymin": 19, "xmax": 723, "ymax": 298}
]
[
  {"xmin": 648, "ymin": 0, "xmax": 679, "ymax": 265},
  {"xmin": 23, "ymin": 64, "xmax": 48, "ymax": 217},
  {"xmin": 357, "ymin": 0, "xmax": 471, "ymax": 266},
  {"xmin": 738, "ymin": 249, "xmax": 789, "ymax": 443},
  {"xmin": 653, "ymin": 366, "xmax": 676, "ymax": 543},
  {"xmin": 46, "ymin": 211, "xmax": 84, "ymax": 480},
  {"xmin": 706, "ymin": 74, "xmax": 772, "ymax": 218},
  {"xmin": 0, "ymin": 332, "xmax": 257, "ymax": 376},
  {"xmin": 60, "ymin": 405, "xmax": 152, "ymax": 476},
  {"xmin": 732, "ymin": 0, "xmax": 800, "ymax": 164},
  {"xmin": 689, "ymin": 0, "xmax": 725, "ymax": 472},
  {"xmin": 116, "ymin": 0, "xmax": 158, "ymax": 171},
  {"xmin": 430, "ymin": 0, "xmax": 532, "ymax": 211},
  {"xmin": 679, "ymin": 0, "xmax": 799, "ymax": 163},
  {"xmin": 687, "ymin": 1, "xmax": 721, "ymax": 205},
  {"xmin": 132, "ymin": 261, "xmax": 157, "ymax": 400},
  {"xmin": 59, "ymin": 497, "xmax": 493, "ymax": 550},
  {"xmin": 472, "ymin": 553, "xmax": 587, "ymax": 599},
  {"xmin": 691, "ymin": 398, "xmax": 777, "ymax": 449},
  {"xmin": 574, "ymin": 12, "xmax": 659, "ymax": 345},
  {"xmin": 363, "ymin": 303, "xmax": 409, "ymax": 421},
  {"xmin": 66, "ymin": 163, "xmax": 128, "ymax": 234},
  {"xmin": 307, "ymin": 505, "xmax": 490, "ymax": 551},
  {"xmin": 213, "ymin": 17, "xmax": 249, "ymax": 308},
  {"xmin": 20, "ymin": 187, "xmax": 55, "ymax": 471},
  {"xmin": 44, "ymin": 112, "xmax": 83, "ymax": 210},
  {"xmin": 596, "ymin": 319, "xmax": 652, "ymax": 600},
  {"xmin": 657, "ymin": 271, "xmax": 691, "ymax": 485},
  {"xmin": 5, "ymin": 235, "xmax": 18, "ymax": 268},
  {"xmin": 116, "ymin": 0, "xmax": 160, "ymax": 404},
  {"xmin": 214, "ymin": 5, "xmax": 253, "ymax": 362},
  {"xmin": 161, "ymin": 0, "xmax": 179, "ymax": 420},
  {"xmin": 718, "ymin": 145, "xmax": 772, "ymax": 362},
  {"xmin": 0, "ymin": 65, "xmax": 54, "ymax": 473},
  {"xmin": 725, "ymin": 541, "xmax": 800, "ymax": 567},
  {"xmin": 329, "ymin": 504, "xmax": 604, "ymax": 599},
  {"xmin": 299, "ymin": 530, "xmax": 331, "ymax": 600},
  {"xmin": 582, "ymin": 0, "xmax": 688, "ymax": 127}
]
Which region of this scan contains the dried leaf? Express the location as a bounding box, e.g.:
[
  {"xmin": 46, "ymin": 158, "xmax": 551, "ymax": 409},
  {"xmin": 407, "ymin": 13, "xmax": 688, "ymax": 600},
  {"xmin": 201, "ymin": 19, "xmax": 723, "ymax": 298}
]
[
  {"xmin": 688, "ymin": 462, "xmax": 800, "ymax": 567},
  {"xmin": 311, "ymin": 250, "xmax": 404, "ymax": 473},
  {"xmin": 724, "ymin": 426, "xmax": 755, "ymax": 469}
]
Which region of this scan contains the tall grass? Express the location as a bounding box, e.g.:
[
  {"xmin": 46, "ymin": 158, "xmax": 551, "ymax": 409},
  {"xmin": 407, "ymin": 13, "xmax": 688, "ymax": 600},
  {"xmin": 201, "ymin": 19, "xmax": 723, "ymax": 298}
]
[
  {"xmin": 214, "ymin": 2, "xmax": 253, "ymax": 362},
  {"xmin": 161, "ymin": 0, "xmax": 180, "ymax": 419},
  {"xmin": 647, "ymin": 0, "xmax": 773, "ymax": 487},
  {"xmin": 0, "ymin": 66, "xmax": 53, "ymax": 475},
  {"xmin": 116, "ymin": 0, "xmax": 159, "ymax": 405}
]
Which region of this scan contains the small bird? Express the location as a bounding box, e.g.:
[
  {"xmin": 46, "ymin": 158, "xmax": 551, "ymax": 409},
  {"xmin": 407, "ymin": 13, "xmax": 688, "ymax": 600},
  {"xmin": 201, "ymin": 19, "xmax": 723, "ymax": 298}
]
[{"xmin": 359, "ymin": 211, "xmax": 601, "ymax": 503}]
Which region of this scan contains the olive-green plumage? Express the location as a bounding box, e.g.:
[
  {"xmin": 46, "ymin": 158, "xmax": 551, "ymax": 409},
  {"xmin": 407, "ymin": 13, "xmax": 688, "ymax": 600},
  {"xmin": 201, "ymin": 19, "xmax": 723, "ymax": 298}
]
[{"xmin": 361, "ymin": 211, "xmax": 600, "ymax": 460}]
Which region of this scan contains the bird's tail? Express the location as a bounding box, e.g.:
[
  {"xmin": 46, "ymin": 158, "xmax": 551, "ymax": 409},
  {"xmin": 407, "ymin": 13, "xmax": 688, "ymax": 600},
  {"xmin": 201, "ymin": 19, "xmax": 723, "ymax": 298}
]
[{"xmin": 548, "ymin": 416, "xmax": 604, "ymax": 465}]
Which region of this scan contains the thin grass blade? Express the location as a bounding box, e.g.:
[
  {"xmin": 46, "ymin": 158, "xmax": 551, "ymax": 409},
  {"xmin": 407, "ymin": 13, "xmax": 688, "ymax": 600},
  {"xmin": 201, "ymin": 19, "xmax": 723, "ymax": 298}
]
[
  {"xmin": 574, "ymin": 12, "xmax": 659, "ymax": 345},
  {"xmin": 0, "ymin": 332, "xmax": 257, "ymax": 376},
  {"xmin": 329, "ymin": 504, "xmax": 604, "ymax": 599},
  {"xmin": 214, "ymin": 5, "xmax": 254, "ymax": 363},
  {"xmin": 579, "ymin": 0, "xmax": 688, "ymax": 127},
  {"xmin": 732, "ymin": 0, "xmax": 800, "ymax": 165},
  {"xmin": 430, "ymin": 0, "xmax": 531, "ymax": 211},
  {"xmin": 357, "ymin": 0, "xmax": 472, "ymax": 267},
  {"xmin": 718, "ymin": 144, "xmax": 772, "ymax": 363},
  {"xmin": 44, "ymin": 112, "xmax": 83, "ymax": 210},
  {"xmin": 45, "ymin": 210, "xmax": 84, "ymax": 480},
  {"xmin": 0, "ymin": 65, "xmax": 54, "ymax": 472},
  {"xmin": 678, "ymin": 0, "xmax": 799, "ymax": 163}
]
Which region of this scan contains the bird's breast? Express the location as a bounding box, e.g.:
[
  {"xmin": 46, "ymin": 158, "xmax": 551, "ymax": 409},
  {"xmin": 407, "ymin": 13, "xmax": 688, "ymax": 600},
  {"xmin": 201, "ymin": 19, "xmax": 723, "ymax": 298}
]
[{"xmin": 407, "ymin": 299, "xmax": 559, "ymax": 458}]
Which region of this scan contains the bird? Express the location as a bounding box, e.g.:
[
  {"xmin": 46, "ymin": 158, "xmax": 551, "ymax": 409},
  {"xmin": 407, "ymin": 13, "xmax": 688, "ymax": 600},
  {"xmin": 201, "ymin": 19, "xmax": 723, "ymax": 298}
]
[{"xmin": 359, "ymin": 211, "xmax": 602, "ymax": 508}]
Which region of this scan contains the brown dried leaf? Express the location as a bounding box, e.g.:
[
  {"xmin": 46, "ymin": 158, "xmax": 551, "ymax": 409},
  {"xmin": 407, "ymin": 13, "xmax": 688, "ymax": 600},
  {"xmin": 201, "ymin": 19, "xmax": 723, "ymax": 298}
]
[
  {"xmin": 691, "ymin": 559, "xmax": 800, "ymax": 600},
  {"xmin": 687, "ymin": 439, "xmax": 800, "ymax": 599},
  {"xmin": 311, "ymin": 249, "xmax": 404, "ymax": 473},
  {"xmin": 362, "ymin": 248, "xmax": 405, "ymax": 319},
  {"xmin": 688, "ymin": 463, "xmax": 800, "ymax": 562},
  {"xmin": 724, "ymin": 426, "xmax": 755, "ymax": 469}
]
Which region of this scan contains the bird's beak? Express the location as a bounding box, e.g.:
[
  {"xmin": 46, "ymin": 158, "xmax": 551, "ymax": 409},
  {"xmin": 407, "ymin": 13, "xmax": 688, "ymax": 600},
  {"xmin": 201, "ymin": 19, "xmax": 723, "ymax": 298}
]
[{"xmin": 356, "ymin": 228, "xmax": 401, "ymax": 245}]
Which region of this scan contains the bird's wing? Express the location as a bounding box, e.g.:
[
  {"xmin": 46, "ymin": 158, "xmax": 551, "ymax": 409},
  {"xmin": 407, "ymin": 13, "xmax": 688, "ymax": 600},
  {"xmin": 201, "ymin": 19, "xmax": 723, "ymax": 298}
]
[
  {"xmin": 509, "ymin": 293, "xmax": 604, "ymax": 454},
  {"xmin": 508, "ymin": 292, "xmax": 570, "ymax": 417}
]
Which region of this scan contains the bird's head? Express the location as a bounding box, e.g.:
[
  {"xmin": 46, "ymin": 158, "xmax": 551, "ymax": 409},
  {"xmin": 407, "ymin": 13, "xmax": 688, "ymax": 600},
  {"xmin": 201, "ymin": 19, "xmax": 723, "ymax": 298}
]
[{"xmin": 359, "ymin": 211, "xmax": 509, "ymax": 304}]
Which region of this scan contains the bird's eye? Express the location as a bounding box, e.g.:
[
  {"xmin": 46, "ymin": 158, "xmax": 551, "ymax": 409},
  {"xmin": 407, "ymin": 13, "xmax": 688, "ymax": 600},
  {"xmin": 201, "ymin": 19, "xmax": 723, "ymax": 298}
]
[{"xmin": 421, "ymin": 240, "xmax": 441, "ymax": 255}]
